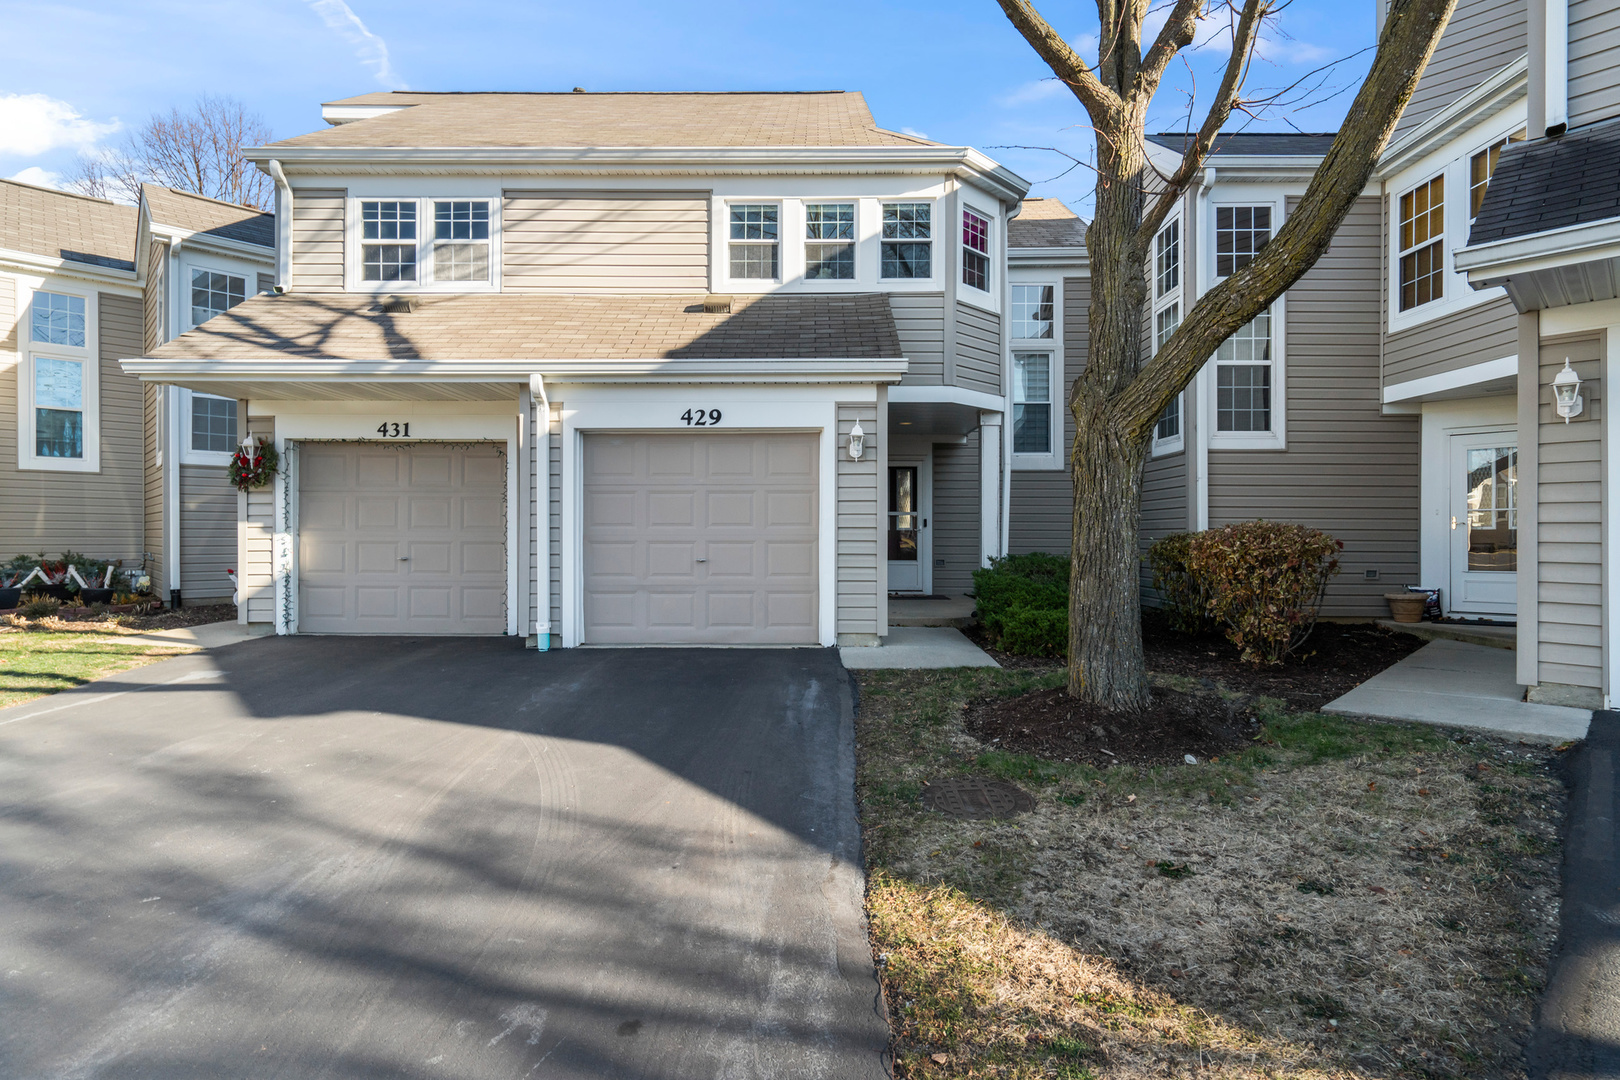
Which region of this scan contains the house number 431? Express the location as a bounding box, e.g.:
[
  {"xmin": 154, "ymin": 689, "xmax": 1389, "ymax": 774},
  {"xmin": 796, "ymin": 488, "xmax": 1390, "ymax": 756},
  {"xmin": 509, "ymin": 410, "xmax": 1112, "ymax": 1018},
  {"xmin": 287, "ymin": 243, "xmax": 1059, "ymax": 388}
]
[{"xmin": 376, "ymin": 422, "xmax": 411, "ymax": 437}]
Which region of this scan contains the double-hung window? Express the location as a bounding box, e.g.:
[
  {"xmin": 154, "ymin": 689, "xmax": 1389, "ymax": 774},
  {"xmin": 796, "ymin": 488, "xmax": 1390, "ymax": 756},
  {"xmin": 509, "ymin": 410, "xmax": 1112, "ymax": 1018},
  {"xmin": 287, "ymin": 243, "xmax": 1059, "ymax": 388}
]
[
  {"xmin": 1397, "ymin": 176, "xmax": 1444, "ymax": 310},
  {"xmin": 1469, "ymin": 129, "xmax": 1526, "ymax": 220},
  {"xmin": 1155, "ymin": 220, "xmax": 1180, "ymax": 296},
  {"xmin": 1011, "ymin": 283, "xmax": 1054, "ymax": 340},
  {"xmin": 433, "ymin": 200, "xmax": 491, "ymax": 283},
  {"xmin": 805, "ymin": 203, "xmax": 855, "ymax": 280},
  {"xmin": 21, "ymin": 289, "xmax": 96, "ymax": 470},
  {"xmin": 1209, "ymin": 206, "xmax": 1282, "ymax": 445},
  {"xmin": 1215, "ymin": 206, "xmax": 1270, "ymax": 276},
  {"xmin": 362, "ymin": 200, "xmax": 418, "ymax": 282},
  {"xmin": 1011, "ymin": 283, "xmax": 1058, "ymax": 465},
  {"xmin": 729, "ymin": 204, "xmax": 779, "ymax": 280},
  {"xmin": 881, "ymin": 202, "xmax": 931, "ymax": 279},
  {"xmin": 961, "ymin": 208, "xmax": 990, "ymax": 291},
  {"xmin": 1012, "ymin": 353, "xmax": 1052, "ymax": 455},
  {"xmin": 185, "ymin": 393, "xmax": 238, "ymax": 462},
  {"xmin": 1153, "ymin": 304, "xmax": 1183, "ymax": 448},
  {"xmin": 1150, "ymin": 218, "xmax": 1184, "ymax": 454},
  {"xmin": 190, "ymin": 268, "xmax": 245, "ymax": 327}
]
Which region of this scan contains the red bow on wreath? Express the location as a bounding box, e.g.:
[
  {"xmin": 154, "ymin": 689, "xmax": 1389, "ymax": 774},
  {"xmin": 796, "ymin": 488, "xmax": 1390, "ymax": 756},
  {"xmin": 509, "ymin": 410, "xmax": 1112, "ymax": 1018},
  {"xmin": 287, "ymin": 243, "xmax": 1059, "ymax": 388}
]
[{"xmin": 228, "ymin": 438, "xmax": 280, "ymax": 492}]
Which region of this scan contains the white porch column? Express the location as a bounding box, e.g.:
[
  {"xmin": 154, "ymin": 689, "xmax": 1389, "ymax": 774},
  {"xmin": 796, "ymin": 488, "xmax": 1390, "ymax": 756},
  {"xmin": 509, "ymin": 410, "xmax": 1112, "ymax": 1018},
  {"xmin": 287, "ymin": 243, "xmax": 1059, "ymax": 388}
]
[{"xmin": 979, "ymin": 410, "xmax": 1004, "ymax": 567}]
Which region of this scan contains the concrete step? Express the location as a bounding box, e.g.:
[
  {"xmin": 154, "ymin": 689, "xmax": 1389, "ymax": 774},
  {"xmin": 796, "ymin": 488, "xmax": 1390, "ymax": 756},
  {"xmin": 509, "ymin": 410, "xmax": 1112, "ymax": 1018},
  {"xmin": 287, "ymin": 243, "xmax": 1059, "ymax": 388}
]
[{"xmin": 1377, "ymin": 618, "xmax": 1515, "ymax": 650}]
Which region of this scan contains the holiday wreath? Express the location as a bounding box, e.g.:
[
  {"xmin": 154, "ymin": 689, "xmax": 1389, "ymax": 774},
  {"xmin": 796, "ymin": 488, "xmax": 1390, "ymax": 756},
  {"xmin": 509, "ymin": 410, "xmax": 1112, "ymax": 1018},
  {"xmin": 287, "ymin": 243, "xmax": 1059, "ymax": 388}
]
[{"xmin": 229, "ymin": 438, "xmax": 279, "ymax": 491}]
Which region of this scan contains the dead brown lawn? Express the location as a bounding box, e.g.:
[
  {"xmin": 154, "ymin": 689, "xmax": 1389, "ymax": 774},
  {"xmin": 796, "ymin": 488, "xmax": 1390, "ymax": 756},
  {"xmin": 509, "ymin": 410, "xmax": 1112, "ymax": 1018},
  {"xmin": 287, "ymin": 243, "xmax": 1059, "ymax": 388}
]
[{"xmin": 855, "ymin": 666, "xmax": 1565, "ymax": 1079}]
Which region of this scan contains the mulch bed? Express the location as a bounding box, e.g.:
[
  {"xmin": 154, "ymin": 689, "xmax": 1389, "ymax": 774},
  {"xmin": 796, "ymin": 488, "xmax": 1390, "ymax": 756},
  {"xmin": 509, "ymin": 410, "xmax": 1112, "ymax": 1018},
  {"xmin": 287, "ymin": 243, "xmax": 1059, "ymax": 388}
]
[{"xmin": 965, "ymin": 685, "xmax": 1260, "ymax": 769}]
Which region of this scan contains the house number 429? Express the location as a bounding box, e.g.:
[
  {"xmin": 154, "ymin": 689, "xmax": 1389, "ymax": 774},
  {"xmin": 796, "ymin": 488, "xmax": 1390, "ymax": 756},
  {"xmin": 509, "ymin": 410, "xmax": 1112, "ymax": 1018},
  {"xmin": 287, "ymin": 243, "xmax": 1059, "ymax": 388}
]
[
  {"xmin": 681, "ymin": 409, "xmax": 722, "ymax": 426},
  {"xmin": 376, "ymin": 422, "xmax": 411, "ymax": 437}
]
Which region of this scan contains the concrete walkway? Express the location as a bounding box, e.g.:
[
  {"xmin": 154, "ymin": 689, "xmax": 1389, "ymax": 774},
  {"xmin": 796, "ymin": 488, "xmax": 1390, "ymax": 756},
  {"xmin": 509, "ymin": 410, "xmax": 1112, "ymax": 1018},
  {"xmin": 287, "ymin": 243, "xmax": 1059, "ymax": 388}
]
[
  {"xmin": 1530, "ymin": 711, "xmax": 1620, "ymax": 1078},
  {"xmin": 1324, "ymin": 638, "xmax": 1591, "ymax": 743},
  {"xmin": 127, "ymin": 620, "xmax": 269, "ymax": 649},
  {"xmin": 839, "ymin": 626, "xmax": 999, "ymax": 670}
]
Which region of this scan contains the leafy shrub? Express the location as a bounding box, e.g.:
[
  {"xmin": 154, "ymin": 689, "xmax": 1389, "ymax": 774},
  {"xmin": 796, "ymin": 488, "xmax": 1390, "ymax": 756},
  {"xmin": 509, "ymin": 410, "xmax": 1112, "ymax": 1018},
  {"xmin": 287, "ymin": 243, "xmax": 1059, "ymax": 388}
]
[
  {"xmin": 972, "ymin": 553, "xmax": 1070, "ymax": 658},
  {"xmin": 18, "ymin": 593, "xmax": 62, "ymax": 621},
  {"xmin": 1146, "ymin": 532, "xmax": 1211, "ymax": 633},
  {"xmin": 1185, "ymin": 521, "xmax": 1342, "ymax": 665}
]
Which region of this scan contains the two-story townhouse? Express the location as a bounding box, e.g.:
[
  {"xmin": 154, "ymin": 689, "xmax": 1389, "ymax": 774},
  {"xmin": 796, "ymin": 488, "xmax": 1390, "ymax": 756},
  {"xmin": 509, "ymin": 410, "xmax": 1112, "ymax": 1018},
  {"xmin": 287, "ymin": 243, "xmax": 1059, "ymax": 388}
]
[
  {"xmin": 1445, "ymin": 0, "xmax": 1620, "ymax": 708},
  {"xmin": 122, "ymin": 91, "xmax": 1030, "ymax": 647},
  {"xmin": 137, "ymin": 184, "xmax": 275, "ymax": 607}
]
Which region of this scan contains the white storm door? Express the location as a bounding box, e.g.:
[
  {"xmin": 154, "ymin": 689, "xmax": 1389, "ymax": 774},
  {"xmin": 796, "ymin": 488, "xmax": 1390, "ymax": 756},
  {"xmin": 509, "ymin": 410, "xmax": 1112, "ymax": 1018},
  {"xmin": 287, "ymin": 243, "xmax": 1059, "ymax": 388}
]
[
  {"xmin": 886, "ymin": 459, "xmax": 931, "ymax": 595},
  {"xmin": 1449, "ymin": 431, "xmax": 1518, "ymax": 616}
]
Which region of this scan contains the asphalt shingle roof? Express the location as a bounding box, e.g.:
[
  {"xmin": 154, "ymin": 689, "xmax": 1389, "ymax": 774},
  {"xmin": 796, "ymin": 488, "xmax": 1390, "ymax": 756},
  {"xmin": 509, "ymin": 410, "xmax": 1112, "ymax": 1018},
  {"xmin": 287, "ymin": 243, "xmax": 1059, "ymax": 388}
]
[
  {"xmin": 271, "ymin": 91, "xmax": 937, "ymax": 150},
  {"xmin": 143, "ymin": 185, "xmax": 274, "ymax": 248},
  {"xmin": 1145, "ymin": 132, "xmax": 1339, "ymax": 157},
  {"xmin": 145, "ymin": 292, "xmax": 904, "ymax": 362},
  {"xmin": 1010, "ymin": 197, "xmax": 1085, "ymax": 249},
  {"xmin": 0, "ymin": 179, "xmax": 137, "ymax": 271},
  {"xmin": 1469, "ymin": 117, "xmax": 1620, "ymax": 245}
]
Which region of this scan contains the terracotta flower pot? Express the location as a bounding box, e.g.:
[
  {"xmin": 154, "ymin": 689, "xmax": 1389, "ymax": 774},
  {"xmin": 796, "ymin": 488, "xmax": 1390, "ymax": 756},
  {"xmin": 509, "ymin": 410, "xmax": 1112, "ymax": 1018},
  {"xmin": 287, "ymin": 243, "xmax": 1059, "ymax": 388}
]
[{"xmin": 1385, "ymin": 593, "xmax": 1426, "ymax": 623}]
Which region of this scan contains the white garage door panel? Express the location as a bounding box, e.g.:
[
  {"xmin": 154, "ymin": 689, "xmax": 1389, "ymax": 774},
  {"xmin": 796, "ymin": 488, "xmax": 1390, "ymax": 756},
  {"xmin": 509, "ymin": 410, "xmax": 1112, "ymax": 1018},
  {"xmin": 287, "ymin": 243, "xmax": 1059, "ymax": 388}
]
[
  {"xmin": 298, "ymin": 442, "xmax": 506, "ymax": 635},
  {"xmin": 583, "ymin": 432, "xmax": 819, "ymax": 644}
]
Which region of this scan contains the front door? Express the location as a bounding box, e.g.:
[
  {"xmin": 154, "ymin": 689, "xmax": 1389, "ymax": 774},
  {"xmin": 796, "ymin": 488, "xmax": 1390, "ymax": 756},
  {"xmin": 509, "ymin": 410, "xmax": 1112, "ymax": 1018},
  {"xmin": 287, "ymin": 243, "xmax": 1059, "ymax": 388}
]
[
  {"xmin": 887, "ymin": 461, "xmax": 930, "ymax": 594},
  {"xmin": 1449, "ymin": 432, "xmax": 1517, "ymax": 616}
]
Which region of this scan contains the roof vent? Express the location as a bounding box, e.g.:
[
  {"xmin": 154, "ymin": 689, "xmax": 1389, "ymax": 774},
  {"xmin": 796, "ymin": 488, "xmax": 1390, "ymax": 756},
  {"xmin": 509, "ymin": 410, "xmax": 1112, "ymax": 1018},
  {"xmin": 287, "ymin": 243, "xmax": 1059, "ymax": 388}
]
[
  {"xmin": 378, "ymin": 295, "xmax": 417, "ymax": 314},
  {"xmin": 572, "ymin": 87, "xmax": 586, "ymax": 94},
  {"xmin": 702, "ymin": 294, "xmax": 732, "ymax": 314}
]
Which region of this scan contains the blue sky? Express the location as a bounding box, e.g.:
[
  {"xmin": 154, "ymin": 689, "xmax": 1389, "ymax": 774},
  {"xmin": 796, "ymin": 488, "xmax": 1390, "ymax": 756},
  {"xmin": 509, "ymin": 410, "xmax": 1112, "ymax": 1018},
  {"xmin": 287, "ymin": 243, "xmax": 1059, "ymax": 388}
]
[{"xmin": 0, "ymin": 0, "xmax": 1377, "ymax": 215}]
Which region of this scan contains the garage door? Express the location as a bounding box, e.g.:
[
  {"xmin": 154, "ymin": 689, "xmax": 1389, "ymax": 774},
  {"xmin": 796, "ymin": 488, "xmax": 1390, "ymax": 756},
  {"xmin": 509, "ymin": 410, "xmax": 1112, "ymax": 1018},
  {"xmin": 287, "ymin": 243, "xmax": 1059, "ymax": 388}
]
[
  {"xmin": 583, "ymin": 432, "xmax": 819, "ymax": 644},
  {"xmin": 298, "ymin": 442, "xmax": 506, "ymax": 634}
]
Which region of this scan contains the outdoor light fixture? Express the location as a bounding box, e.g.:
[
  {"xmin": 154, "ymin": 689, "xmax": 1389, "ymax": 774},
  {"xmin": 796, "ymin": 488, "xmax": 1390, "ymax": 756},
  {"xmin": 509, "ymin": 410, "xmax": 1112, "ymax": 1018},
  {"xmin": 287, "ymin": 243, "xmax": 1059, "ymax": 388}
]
[
  {"xmin": 1554, "ymin": 359, "xmax": 1584, "ymax": 422},
  {"xmin": 848, "ymin": 421, "xmax": 865, "ymax": 459},
  {"xmin": 240, "ymin": 431, "xmax": 256, "ymax": 451}
]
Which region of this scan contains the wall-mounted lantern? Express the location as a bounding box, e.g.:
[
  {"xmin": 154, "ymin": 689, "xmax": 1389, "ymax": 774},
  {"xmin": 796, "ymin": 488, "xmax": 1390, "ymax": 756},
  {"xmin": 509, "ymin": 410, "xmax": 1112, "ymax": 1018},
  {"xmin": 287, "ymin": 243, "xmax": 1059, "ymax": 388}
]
[
  {"xmin": 848, "ymin": 421, "xmax": 865, "ymax": 459},
  {"xmin": 1554, "ymin": 359, "xmax": 1584, "ymax": 423}
]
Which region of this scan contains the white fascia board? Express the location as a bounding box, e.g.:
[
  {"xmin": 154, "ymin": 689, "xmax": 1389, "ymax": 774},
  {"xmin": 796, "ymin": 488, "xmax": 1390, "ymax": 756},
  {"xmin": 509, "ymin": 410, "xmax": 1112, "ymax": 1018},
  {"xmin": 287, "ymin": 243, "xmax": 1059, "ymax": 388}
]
[
  {"xmin": 122, "ymin": 357, "xmax": 911, "ymax": 386},
  {"xmin": 149, "ymin": 224, "xmax": 274, "ymax": 264},
  {"xmin": 1197, "ymin": 159, "xmax": 1323, "ymax": 183},
  {"xmin": 0, "ymin": 246, "xmax": 138, "ymax": 287},
  {"xmin": 887, "ymin": 384, "xmax": 1006, "ymax": 411},
  {"xmin": 1455, "ymin": 215, "xmax": 1620, "ymax": 280},
  {"xmin": 1376, "ymin": 56, "xmax": 1529, "ymax": 180},
  {"xmin": 244, "ymin": 145, "xmax": 1032, "ymax": 203},
  {"xmin": 527, "ymin": 358, "xmax": 911, "ymax": 384},
  {"xmin": 1383, "ymin": 354, "xmax": 1517, "ymax": 402}
]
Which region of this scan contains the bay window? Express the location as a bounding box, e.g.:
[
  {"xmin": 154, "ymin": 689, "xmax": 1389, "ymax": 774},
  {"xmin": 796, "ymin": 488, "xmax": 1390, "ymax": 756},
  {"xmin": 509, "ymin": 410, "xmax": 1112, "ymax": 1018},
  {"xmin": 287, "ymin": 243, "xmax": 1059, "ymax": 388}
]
[
  {"xmin": 881, "ymin": 202, "xmax": 931, "ymax": 279},
  {"xmin": 961, "ymin": 208, "xmax": 990, "ymax": 291},
  {"xmin": 804, "ymin": 203, "xmax": 855, "ymax": 280},
  {"xmin": 728, "ymin": 203, "xmax": 779, "ymax": 280},
  {"xmin": 1152, "ymin": 304, "xmax": 1182, "ymax": 450},
  {"xmin": 1397, "ymin": 176, "xmax": 1443, "ymax": 310},
  {"xmin": 1151, "ymin": 217, "xmax": 1183, "ymax": 455}
]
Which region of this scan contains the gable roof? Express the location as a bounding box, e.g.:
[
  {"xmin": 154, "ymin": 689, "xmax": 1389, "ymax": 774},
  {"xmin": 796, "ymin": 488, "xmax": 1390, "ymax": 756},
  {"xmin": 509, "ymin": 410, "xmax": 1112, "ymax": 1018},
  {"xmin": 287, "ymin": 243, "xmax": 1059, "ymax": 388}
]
[
  {"xmin": 1010, "ymin": 197, "xmax": 1085, "ymax": 249},
  {"xmin": 266, "ymin": 91, "xmax": 939, "ymax": 150},
  {"xmin": 142, "ymin": 185, "xmax": 274, "ymax": 249},
  {"xmin": 1146, "ymin": 132, "xmax": 1339, "ymax": 157},
  {"xmin": 1469, "ymin": 117, "xmax": 1620, "ymax": 246},
  {"xmin": 0, "ymin": 179, "xmax": 137, "ymax": 272},
  {"xmin": 145, "ymin": 292, "xmax": 904, "ymax": 362}
]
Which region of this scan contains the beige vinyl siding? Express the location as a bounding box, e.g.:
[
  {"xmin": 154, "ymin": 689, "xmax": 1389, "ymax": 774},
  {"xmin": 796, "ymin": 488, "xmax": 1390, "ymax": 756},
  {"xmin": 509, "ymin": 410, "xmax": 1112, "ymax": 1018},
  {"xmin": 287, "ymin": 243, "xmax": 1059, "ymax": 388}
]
[
  {"xmin": 893, "ymin": 293, "xmax": 946, "ymax": 385},
  {"xmin": 179, "ymin": 464, "xmax": 237, "ymax": 603},
  {"xmin": 143, "ymin": 240, "xmax": 165, "ymax": 351},
  {"xmin": 1209, "ymin": 197, "xmax": 1420, "ymax": 617},
  {"xmin": 1570, "ymin": 0, "xmax": 1620, "ymax": 128},
  {"xmin": 241, "ymin": 415, "xmax": 276, "ymax": 624},
  {"xmin": 933, "ymin": 429, "xmax": 982, "ymax": 595},
  {"xmin": 1535, "ymin": 336, "xmax": 1603, "ymax": 690},
  {"xmin": 290, "ymin": 189, "xmax": 345, "ymax": 292},
  {"xmin": 1009, "ymin": 275, "xmax": 1088, "ymax": 555},
  {"xmin": 1140, "ymin": 456, "xmax": 1190, "ymax": 600},
  {"xmin": 1393, "ymin": 0, "xmax": 1528, "ymax": 140},
  {"xmin": 955, "ymin": 299, "xmax": 1002, "ymax": 395},
  {"xmin": 502, "ymin": 191, "xmax": 709, "ymax": 292},
  {"xmin": 144, "ymin": 384, "xmax": 163, "ymax": 596},
  {"xmin": 0, "ymin": 291, "xmax": 145, "ymax": 565},
  {"xmin": 1384, "ymin": 297, "xmax": 1520, "ymax": 387},
  {"xmin": 837, "ymin": 402, "xmax": 880, "ymax": 638},
  {"xmin": 256, "ymin": 271, "xmax": 275, "ymax": 295}
]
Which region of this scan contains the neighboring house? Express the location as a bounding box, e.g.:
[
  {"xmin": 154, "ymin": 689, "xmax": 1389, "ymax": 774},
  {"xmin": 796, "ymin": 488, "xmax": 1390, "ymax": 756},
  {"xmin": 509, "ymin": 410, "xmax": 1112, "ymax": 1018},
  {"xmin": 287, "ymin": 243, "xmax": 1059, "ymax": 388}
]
[
  {"xmin": 136, "ymin": 184, "xmax": 276, "ymax": 605},
  {"xmin": 0, "ymin": 179, "xmax": 145, "ymax": 572},
  {"xmin": 124, "ymin": 91, "xmax": 1030, "ymax": 646},
  {"xmin": 0, "ymin": 177, "xmax": 273, "ymax": 601}
]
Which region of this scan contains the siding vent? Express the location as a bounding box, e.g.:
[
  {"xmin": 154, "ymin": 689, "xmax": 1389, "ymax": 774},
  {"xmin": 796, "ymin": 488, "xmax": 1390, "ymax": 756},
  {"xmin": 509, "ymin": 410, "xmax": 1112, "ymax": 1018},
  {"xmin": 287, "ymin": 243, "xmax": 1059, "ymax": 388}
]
[{"xmin": 1364, "ymin": 569, "xmax": 1380, "ymax": 581}]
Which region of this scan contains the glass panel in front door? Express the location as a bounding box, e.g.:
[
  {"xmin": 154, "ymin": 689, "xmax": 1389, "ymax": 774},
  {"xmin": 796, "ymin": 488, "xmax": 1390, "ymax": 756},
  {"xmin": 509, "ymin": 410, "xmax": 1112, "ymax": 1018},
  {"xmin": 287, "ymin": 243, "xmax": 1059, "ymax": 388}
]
[
  {"xmin": 1465, "ymin": 446, "xmax": 1516, "ymax": 572},
  {"xmin": 888, "ymin": 466, "xmax": 919, "ymax": 562}
]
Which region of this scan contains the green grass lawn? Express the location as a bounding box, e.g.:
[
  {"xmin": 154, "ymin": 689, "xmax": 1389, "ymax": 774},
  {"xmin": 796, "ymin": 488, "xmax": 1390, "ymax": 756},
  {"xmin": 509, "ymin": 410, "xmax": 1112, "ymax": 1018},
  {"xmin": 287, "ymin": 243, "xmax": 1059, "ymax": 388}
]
[{"xmin": 0, "ymin": 631, "xmax": 192, "ymax": 710}]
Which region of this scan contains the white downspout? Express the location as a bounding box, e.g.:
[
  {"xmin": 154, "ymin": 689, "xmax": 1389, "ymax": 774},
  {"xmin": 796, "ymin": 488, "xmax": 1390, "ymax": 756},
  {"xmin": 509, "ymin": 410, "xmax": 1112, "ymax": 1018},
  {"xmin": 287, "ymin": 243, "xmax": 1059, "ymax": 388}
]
[
  {"xmin": 267, "ymin": 159, "xmax": 293, "ymax": 290},
  {"xmin": 164, "ymin": 236, "xmax": 183, "ymax": 606},
  {"xmin": 530, "ymin": 374, "xmax": 552, "ymax": 650}
]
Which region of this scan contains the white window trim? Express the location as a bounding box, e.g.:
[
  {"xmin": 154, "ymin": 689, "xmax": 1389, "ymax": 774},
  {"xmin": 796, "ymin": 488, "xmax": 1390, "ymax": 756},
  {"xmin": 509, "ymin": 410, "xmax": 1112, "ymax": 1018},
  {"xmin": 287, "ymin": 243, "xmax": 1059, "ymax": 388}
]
[
  {"xmin": 800, "ymin": 200, "xmax": 859, "ymax": 285},
  {"xmin": 1151, "ymin": 214, "xmax": 1185, "ymax": 457},
  {"xmin": 179, "ymin": 388, "xmax": 238, "ymax": 466},
  {"xmin": 346, "ymin": 196, "xmax": 502, "ymax": 293},
  {"xmin": 1202, "ymin": 200, "xmax": 1286, "ymax": 450},
  {"xmin": 959, "ymin": 202, "xmax": 995, "ymax": 299},
  {"xmin": 185, "ymin": 262, "xmax": 247, "ymax": 331},
  {"xmin": 16, "ymin": 283, "xmax": 99, "ymax": 473},
  {"xmin": 1385, "ymin": 109, "xmax": 1525, "ymax": 335},
  {"xmin": 720, "ymin": 199, "xmax": 784, "ymax": 289},
  {"xmin": 1009, "ymin": 276, "xmax": 1062, "ymax": 471}
]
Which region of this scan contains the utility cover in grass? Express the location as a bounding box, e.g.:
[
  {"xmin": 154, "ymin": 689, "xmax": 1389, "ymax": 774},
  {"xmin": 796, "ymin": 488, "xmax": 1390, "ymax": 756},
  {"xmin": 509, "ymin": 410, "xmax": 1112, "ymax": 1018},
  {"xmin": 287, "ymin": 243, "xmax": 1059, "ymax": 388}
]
[{"xmin": 921, "ymin": 777, "xmax": 1035, "ymax": 819}]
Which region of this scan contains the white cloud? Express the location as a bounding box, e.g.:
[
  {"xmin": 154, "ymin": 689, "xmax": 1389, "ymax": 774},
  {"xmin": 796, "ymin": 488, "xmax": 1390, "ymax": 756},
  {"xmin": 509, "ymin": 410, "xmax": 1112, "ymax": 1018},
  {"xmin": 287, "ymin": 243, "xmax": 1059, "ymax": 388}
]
[
  {"xmin": 1070, "ymin": 32, "xmax": 1100, "ymax": 62},
  {"xmin": 901, "ymin": 126, "xmax": 930, "ymax": 140},
  {"xmin": 997, "ymin": 79, "xmax": 1070, "ymax": 107},
  {"xmin": 8, "ymin": 166, "xmax": 61, "ymax": 189},
  {"xmin": 306, "ymin": 0, "xmax": 405, "ymax": 88},
  {"xmin": 1255, "ymin": 34, "xmax": 1334, "ymax": 65},
  {"xmin": 0, "ymin": 94, "xmax": 119, "ymax": 157}
]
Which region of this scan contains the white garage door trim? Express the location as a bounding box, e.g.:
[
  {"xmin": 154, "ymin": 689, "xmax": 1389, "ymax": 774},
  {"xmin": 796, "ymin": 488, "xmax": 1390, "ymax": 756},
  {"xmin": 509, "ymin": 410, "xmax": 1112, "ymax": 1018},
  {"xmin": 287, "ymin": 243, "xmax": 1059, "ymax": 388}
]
[{"xmin": 294, "ymin": 440, "xmax": 510, "ymax": 635}]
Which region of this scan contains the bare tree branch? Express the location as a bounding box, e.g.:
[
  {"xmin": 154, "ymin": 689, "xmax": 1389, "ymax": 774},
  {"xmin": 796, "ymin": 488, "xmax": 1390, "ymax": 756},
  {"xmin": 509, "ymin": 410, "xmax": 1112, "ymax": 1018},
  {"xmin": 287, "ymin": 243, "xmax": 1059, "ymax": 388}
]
[
  {"xmin": 993, "ymin": 0, "xmax": 1121, "ymax": 117},
  {"xmin": 1137, "ymin": 0, "xmax": 1208, "ymax": 95},
  {"xmin": 66, "ymin": 96, "xmax": 273, "ymax": 210}
]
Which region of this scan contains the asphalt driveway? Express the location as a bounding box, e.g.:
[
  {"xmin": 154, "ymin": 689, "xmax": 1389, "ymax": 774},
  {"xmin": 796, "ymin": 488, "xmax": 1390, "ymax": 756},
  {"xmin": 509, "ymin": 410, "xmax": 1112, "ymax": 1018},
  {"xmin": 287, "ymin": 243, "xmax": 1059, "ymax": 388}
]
[{"xmin": 0, "ymin": 638, "xmax": 888, "ymax": 1079}]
